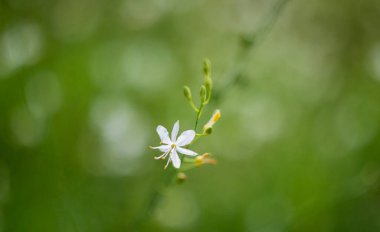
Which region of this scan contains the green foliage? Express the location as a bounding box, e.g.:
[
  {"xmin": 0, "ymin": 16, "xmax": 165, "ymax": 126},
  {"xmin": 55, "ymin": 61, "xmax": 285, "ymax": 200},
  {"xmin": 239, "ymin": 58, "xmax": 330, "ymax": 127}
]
[{"xmin": 1, "ymin": 0, "xmax": 380, "ymax": 231}]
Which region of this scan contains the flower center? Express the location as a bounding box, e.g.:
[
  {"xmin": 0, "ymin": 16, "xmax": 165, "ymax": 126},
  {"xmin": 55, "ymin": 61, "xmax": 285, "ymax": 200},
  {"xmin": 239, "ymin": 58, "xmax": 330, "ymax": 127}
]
[{"xmin": 171, "ymin": 144, "xmax": 176, "ymax": 149}]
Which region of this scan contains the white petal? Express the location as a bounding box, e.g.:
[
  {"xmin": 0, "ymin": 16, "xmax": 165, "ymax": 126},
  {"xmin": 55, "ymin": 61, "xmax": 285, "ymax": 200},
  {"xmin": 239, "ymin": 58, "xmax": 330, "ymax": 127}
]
[
  {"xmin": 176, "ymin": 130, "xmax": 196, "ymax": 146},
  {"xmin": 150, "ymin": 145, "xmax": 171, "ymax": 152},
  {"xmin": 171, "ymin": 120, "xmax": 179, "ymax": 142},
  {"xmin": 156, "ymin": 125, "xmax": 171, "ymax": 144},
  {"xmin": 176, "ymin": 147, "xmax": 197, "ymax": 156},
  {"xmin": 170, "ymin": 150, "xmax": 181, "ymax": 168}
]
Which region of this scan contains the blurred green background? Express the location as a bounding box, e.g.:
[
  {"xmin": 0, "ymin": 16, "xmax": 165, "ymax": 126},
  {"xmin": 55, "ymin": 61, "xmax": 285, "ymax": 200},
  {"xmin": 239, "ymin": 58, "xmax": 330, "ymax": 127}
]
[{"xmin": 1, "ymin": 0, "xmax": 380, "ymax": 231}]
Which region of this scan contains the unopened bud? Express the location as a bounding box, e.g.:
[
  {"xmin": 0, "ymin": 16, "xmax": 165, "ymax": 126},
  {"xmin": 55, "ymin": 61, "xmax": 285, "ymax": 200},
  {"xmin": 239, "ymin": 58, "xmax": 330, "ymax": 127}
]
[
  {"xmin": 183, "ymin": 85, "xmax": 192, "ymax": 101},
  {"xmin": 211, "ymin": 109, "xmax": 221, "ymax": 123},
  {"xmin": 200, "ymin": 85, "xmax": 207, "ymax": 103},
  {"xmin": 204, "ymin": 127, "xmax": 212, "ymax": 135},
  {"xmin": 203, "ymin": 109, "xmax": 221, "ymax": 131},
  {"xmin": 203, "ymin": 58, "xmax": 211, "ymax": 77},
  {"xmin": 177, "ymin": 172, "xmax": 187, "ymax": 184},
  {"xmin": 195, "ymin": 156, "xmax": 204, "ymax": 167}
]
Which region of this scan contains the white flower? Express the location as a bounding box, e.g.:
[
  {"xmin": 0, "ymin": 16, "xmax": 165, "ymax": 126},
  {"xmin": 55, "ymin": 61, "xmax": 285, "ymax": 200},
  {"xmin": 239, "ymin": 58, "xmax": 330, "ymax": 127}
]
[{"xmin": 150, "ymin": 120, "xmax": 197, "ymax": 169}]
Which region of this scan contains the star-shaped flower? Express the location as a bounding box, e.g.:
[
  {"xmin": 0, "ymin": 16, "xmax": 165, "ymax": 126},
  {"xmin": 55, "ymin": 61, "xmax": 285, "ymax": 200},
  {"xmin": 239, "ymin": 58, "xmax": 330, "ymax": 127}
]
[{"xmin": 151, "ymin": 121, "xmax": 197, "ymax": 169}]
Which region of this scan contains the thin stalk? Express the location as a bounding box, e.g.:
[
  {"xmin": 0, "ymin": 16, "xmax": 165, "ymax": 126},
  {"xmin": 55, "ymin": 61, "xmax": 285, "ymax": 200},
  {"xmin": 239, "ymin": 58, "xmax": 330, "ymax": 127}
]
[
  {"xmin": 194, "ymin": 102, "xmax": 205, "ymax": 131},
  {"xmin": 189, "ymin": 100, "xmax": 199, "ymax": 112},
  {"xmin": 130, "ymin": 167, "xmax": 175, "ymax": 231}
]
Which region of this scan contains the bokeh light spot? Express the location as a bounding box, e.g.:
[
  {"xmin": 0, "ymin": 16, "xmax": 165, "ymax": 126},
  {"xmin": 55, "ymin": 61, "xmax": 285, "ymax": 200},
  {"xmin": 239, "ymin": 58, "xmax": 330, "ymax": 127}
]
[
  {"xmin": 0, "ymin": 22, "xmax": 44, "ymax": 76},
  {"xmin": 334, "ymin": 95, "xmax": 379, "ymax": 151},
  {"xmin": 90, "ymin": 39, "xmax": 177, "ymax": 93},
  {"xmin": 51, "ymin": 0, "xmax": 101, "ymax": 42},
  {"xmin": 240, "ymin": 96, "xmax": 285, "ymax": 143},
  {"xmin": 369, "ymin": 43, "xmax": 380, "ymax": 83},
  {"xmin": 87, "ymin": 95, "xmax": 149, "ymax": 176}
]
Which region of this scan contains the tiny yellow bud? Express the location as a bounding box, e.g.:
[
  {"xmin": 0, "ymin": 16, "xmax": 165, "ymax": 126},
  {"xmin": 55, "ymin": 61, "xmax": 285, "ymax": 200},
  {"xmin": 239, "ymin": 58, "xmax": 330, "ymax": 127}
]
[
  {"xmin": 183, "ymin": 85, "xmax": 192, "ymax": 101},
  {"xmin": 195, "ymin": 153, "xmax": 217, "ymax": 167},
  {"xmin": 203, "ymin": 109, "xmax": 221, "ymax": 132},
  {"xmin": 211, "ymin": 109, "xmax": 221, "ymax": 123},
  {"xmin": 195, "ymin": 156, "xmax": 204, "ymax": 167}
]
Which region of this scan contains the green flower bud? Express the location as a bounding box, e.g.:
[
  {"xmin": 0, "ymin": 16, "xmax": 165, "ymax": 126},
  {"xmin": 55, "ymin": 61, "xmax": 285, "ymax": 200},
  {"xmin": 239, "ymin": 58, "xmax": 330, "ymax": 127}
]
[
  {"xmin": 204, "ymin": 127, "xmax": 212, "ymax": 135},
  {"xmin": 200, "ymin": 85, "xmax": 207, "ymax": 103},
  {"xmin": 203, "ymin": 58, "xmax": 211, "ymax": 78},
  {"xmin": 183, "ymin": 85, "xmax": 192, "ymax": 101}
]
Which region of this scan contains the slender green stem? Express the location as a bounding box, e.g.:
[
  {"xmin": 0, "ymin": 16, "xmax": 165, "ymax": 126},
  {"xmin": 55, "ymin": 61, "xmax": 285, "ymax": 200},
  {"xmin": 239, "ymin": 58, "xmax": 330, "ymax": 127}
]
[
  {"xmin": 130, "ymin": 168, "xmax": 175, "ymax": 231},
  {"xmin": 194, "ymin": 103, "xmax": 205, "ymax": 131},
  {"xmin": 189, "ymin": 100, "xmax": 199, "ymax": 112}
]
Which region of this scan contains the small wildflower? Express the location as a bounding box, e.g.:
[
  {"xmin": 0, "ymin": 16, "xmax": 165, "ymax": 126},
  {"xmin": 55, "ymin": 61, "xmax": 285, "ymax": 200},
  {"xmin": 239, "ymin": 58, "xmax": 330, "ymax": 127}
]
[{"xmin": 150, "ymin": 121, "xmax": 198, "ymax": 169}]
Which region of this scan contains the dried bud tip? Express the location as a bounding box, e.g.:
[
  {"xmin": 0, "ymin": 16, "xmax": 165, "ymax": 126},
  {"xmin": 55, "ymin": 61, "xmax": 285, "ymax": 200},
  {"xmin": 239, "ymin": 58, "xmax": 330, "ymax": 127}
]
[
  {"xmin": 202, "ymin": 153, "xmax": 211, "ymax": 158},
  {"xmin": 195, "ymin": 153, "xmax": 217, "ymax": 167}
]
